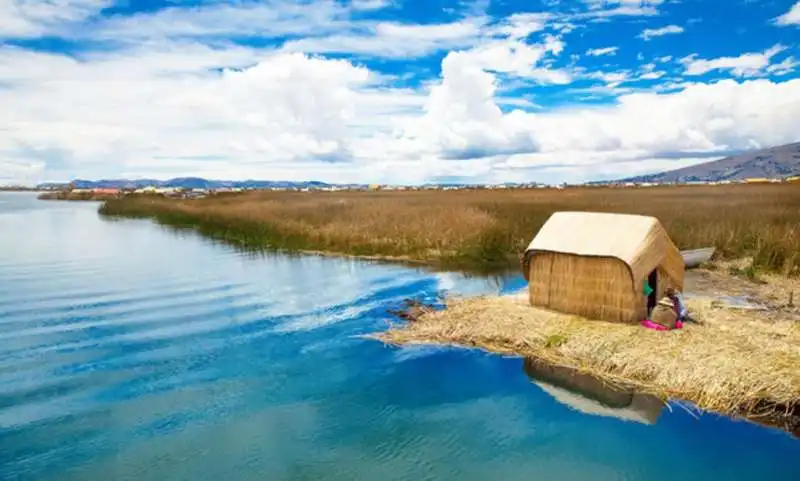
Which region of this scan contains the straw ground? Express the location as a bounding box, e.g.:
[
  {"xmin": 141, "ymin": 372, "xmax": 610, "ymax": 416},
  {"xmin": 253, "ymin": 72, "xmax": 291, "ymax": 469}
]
[
  {"xmin": 99, "ymin": 183, "xmax": 800, "ymax": 275},
  {"xmin": 374, "ymin": 299, "xmax": 800, "ymax": 428},
  {"xmin": 372, "ymin": 275, "xmax": 800, "ymax": 432}
]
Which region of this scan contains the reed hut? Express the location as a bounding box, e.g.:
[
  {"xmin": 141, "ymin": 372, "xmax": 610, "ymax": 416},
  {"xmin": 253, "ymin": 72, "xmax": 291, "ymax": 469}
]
[{"xmin": 522, "ymin": 211, "xmax": 684, "ymax": 323}]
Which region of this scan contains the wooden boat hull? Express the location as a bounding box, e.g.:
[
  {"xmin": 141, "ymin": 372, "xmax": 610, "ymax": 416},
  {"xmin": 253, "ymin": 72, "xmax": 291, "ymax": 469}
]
[{"xmin": 680, "ymin": 247, "xmax": 715, "ymax": 269}]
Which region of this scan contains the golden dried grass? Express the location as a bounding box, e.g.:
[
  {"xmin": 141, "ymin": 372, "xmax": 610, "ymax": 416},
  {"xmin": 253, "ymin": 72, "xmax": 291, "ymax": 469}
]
[
  {"xmin": 372, "ymin": 292, "xmax": 800, "ymax": 422},
  {"xmin": 100, "ymin": 183, "xmax": 800, "ymax": 274}
]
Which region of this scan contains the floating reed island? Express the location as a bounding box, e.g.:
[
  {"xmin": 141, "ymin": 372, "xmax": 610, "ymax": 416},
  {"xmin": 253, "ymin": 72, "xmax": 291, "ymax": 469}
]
[
  {"xmin": 374, "ymin": 210, "xmax": 800, "ymax": 434},
  {"xmin": 374, "ymin": 291, "xmax": 800, "ymax": 434},
  {"xmin": 98, "ymin": 183, "xmax": 800, "ymax": 275}
]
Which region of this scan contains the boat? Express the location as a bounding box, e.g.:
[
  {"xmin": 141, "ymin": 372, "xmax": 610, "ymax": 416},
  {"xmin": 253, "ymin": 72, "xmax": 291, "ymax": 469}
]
[{"xmin": 680, "ymin": 247, "xmax": 716, "ymax": 269}]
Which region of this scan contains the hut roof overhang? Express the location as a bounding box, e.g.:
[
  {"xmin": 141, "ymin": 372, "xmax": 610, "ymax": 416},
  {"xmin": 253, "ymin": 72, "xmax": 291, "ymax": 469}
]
[{"xmin": 522, "ymin": 211, "xmax": 684, "ymax": 290}]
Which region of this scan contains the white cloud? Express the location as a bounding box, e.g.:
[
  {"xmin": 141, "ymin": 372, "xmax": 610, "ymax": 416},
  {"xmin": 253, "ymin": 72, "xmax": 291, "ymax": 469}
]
[
  {"xmin": 639, "ymin": 24, "xmax": 684, "ymax": 40},
  {"xmin": 350, "ymin": 0, "xmax": 394, "ymax": 11},
  {"xmin": 582, "ymin": 0, "xmax": 664, "ymax": 11},
  {"xmin": 584, "ymin": 0, "xmax": 664, "ymax": 5},
  {"xmin": 681, "ymin": 44, "xmax": 787, "ymax": 77},
  {"xmin": 375, "ymin": 20, "xmax": 485, "ymax": 41},
  {"xmin": 0, "ymin": 45, "xmax": 393, "ymax": 178},
  {"xmin": 282, "ymin": 19, "xmax": 486, "ymax": 58},
  {"xmin": 0, "ymin": 0, "xmax": 111, "ymax": 37},
  {"xmin": 491, "ymin": 12, "xmax": 550, "ymax": 39},
  {"xmin": 501, "ymin": 79, "xmax": 800, "ymax": 166},
  {"xmin": 424, "ymin": 34, "xmax": 569, "ymax": 84},
  {"xmin": 90, "ymin": 1, "xmax": 352, "ymax": 42},
  {"xmin": 766, "ymin": 56, "xmax": 798, "ymax": 76},
  {"xmin": 3, "ymin": 35, "xmax": 800, "ymax": 185},
  {"xmin": 774, "ymin": 1, "xmax": 800, "ymax": 26},
  {"xmin": 586, "ymin": 46, "xmax": 619, "ymax": 56},
  {"xmin": 635, "ymin": 63, "xmax": 666, "ymax": 80},
  {"xmin": 589, "ymin": 70, "xmax": 630, "ymax": 87},
  {"xmin": 576, "ymin": 1, "xmax": 662, "ymax": 20}
]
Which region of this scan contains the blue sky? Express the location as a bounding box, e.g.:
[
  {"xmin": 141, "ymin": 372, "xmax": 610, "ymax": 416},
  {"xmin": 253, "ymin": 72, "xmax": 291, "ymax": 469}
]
[{"xmin": 0, "ymin": 0, "xmax": 798, "ymax": 185}]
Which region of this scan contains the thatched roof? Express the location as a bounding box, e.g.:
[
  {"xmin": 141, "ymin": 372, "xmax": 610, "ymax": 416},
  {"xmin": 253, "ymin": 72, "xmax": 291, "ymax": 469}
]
[{"xmin": 523, "ymin": 211, "xmax": 684, "ymax": 289}]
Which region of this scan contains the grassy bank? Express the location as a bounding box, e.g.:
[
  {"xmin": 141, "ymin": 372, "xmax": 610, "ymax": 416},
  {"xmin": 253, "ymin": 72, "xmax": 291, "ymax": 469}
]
[
  {"xmin": 99, "ymin": 184, "xmax": 800, "ymax": 274},
  {"xmin": 39, "ymin": 192, "xmax": 118, "ymax": 201},
  {"xmin": 372, "ymin": 288, "xmax": 800, "ymax": 433}
]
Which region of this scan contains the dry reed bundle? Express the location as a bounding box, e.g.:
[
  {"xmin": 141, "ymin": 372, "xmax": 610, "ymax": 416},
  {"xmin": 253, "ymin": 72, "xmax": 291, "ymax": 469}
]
[{"xmin": 373, "ymin": 294, "xmax": 800, "ymax": 428}]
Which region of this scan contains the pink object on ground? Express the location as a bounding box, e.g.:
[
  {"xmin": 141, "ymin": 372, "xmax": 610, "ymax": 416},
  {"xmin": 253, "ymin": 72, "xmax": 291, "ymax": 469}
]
[
  {"xmin": 641, "ymin": 319, "xmax": 669, "ymax": 331},
  {"xmin": 675, "ymin": 320, "xmax": 683, "ymax": 329}
]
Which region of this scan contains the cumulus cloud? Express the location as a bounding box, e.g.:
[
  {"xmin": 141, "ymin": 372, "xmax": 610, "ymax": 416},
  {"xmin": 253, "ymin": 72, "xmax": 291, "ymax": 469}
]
[
  {"xmin": 6, "ymin": 35, "xmax": 799, "ymax": 186},
  {"xmin": 577, "ymin": 0, "xmax": 663, "ymax": 19},
  {"xmin": 0, "ymin": 0, "xmax": 110, "ymax": 37},
  {"xmin": 1, "ymin": 0, "xmax": 800, "ymax": 186},
  {"xmin": 774, "ymin": 1, "xmax": 800, "ymax": 26},
  {"xmin": 586, "ymin": 46, "xmax": 619, "ymax": 56},
  {"xmin": 681, "ymin": 44, "xmax": 787, "ymax": 77},
  {"xmin": 501, "ymin": 79, "xmax": 800, "ymax": 168},
  {"xmin": 639, "ymin": 71, "xmax": 665, "ymax": 80},
  {"xmin": 350, "ymin": 0, "xmax": 393, "ymax": 11},
  {"xmin": 90, "ymin": 0, "xmax": 353, "ymax": 42},
  {"xmin": 491, "ymin": 13, "xmax": 551, "ymax": 39},
  {"xmin": 584, "ymin": 0, "xmax": 664, "ymax": 5},
  {"xmin": 0, "ymin": 45, "xmax": 394, "ymax": 179},
  {"xmin": 282, "ymin": 19, "xmax": 486, "ymax": 58},
  {"xmin": 767, "ymin": 56, "xmax": 799, "ymax": 76},
  {"xmin": 639, "ymin": 24, "xmax": 684, "ymax": 40}
]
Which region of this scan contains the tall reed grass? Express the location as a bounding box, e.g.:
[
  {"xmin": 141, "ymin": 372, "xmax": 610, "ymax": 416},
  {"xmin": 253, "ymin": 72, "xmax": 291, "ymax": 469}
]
[{"xmin": 99, "ymin": 184, "xmax": 800, "ymax": 275}]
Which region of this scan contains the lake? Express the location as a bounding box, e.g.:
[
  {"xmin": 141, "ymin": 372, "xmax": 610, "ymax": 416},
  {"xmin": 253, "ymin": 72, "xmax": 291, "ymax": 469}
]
[{"xmin": 0, "ymin": 192, "xmax": 796, "ymax": 481}]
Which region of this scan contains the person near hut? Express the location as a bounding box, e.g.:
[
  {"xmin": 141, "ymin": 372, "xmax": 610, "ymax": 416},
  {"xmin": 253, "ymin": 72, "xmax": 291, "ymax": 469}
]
[
  {"xmin": 665, "ymin": 287, "xmax": 688, "ymax": 323},
  {"xmin": 644, "ymin": 287, "xmax": 690, "ymax": 330}
]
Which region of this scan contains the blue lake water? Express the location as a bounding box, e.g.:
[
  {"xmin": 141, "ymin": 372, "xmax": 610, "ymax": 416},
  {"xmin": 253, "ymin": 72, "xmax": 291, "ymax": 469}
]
[{"xmin": 0, "ymin": 192, "xmax": 796, "ymax": 480}]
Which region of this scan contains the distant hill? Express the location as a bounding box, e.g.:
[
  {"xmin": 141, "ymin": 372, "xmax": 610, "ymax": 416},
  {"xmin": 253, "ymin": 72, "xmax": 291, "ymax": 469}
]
[
  {"xmin": 38, "ymin": 178, "xmax": 343, "ymax": 190},
  {"xmin": 618, "ymin": 141, "xmax": 800, "ymax": 183}
]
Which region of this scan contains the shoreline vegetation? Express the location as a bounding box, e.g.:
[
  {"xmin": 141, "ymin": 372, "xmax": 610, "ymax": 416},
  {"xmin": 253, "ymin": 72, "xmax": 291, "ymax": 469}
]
[
  {"xmin": 38, "ymin": 191, "xmax": 118, "ymax": 201},
  {"xmin": 98, "ymin": 184, "xmax": 800, "ymax": 275}
]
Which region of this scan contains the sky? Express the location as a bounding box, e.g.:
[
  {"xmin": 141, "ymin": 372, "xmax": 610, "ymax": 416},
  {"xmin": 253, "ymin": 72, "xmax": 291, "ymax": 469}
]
[{"xmin": 0, "ymin": 0, "xmax": 799, "ymax": 185}]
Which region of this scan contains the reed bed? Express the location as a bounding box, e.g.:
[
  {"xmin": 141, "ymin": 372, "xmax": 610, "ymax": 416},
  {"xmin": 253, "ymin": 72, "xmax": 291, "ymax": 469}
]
[
  {"xmin": 99, "ymin": 184, "xmax": 800, "ymax": 274},
  {"xmin": 373, "ymin": 293, "xmax": 800, "ymax": 427}
]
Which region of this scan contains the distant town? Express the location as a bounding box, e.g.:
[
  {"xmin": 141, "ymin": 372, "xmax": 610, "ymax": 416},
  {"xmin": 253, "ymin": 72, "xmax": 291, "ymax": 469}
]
[{"xmin": 2, "ymin": 175, "xmax": 799, "ymax": 200}]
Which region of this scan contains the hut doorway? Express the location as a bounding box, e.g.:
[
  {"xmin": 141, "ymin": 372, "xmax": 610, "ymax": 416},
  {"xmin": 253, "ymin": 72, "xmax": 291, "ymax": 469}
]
[{"xmin": 647, "ymin": 270, "xmax": 658, "ymax": 315}]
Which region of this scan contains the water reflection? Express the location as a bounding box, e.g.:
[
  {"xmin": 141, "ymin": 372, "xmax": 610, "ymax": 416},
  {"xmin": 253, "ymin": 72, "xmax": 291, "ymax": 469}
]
[
  {"xmin": 132, "ymin": 216, "xmax": 529, "ymax": 295},
  {"xmin": 113, "ymin": 213, "xmax": 524, "ymax": 281},
  {"xmin": 523, "ymin": 357, "xmax": 664, "ymax": 425}
]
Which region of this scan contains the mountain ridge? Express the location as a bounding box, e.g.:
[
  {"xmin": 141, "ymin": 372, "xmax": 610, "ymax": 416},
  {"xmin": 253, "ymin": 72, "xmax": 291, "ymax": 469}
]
[
  {"xmin": 31, "ymin": 141, "xmax": 800, "ymax": 189},
  {"xmin": 618, "ymin": 141, "xmax": 800, "ymax": 183}
]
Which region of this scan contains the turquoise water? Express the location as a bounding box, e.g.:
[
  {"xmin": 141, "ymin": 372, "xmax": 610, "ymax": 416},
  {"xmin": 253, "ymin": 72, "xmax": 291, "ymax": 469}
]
[{"xmin": 0, "ymin": 192, "xmax": 796, "ymax": 481}]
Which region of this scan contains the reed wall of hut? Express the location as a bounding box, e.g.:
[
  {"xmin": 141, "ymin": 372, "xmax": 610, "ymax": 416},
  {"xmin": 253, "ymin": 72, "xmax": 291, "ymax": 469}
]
[
  {"xmin": 528, "ymin": 253, "xmax": 648, "ymax": 322},
  {"xmin": 523, "ymin": 211, "xmax": 685, "ymax": 324}
]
